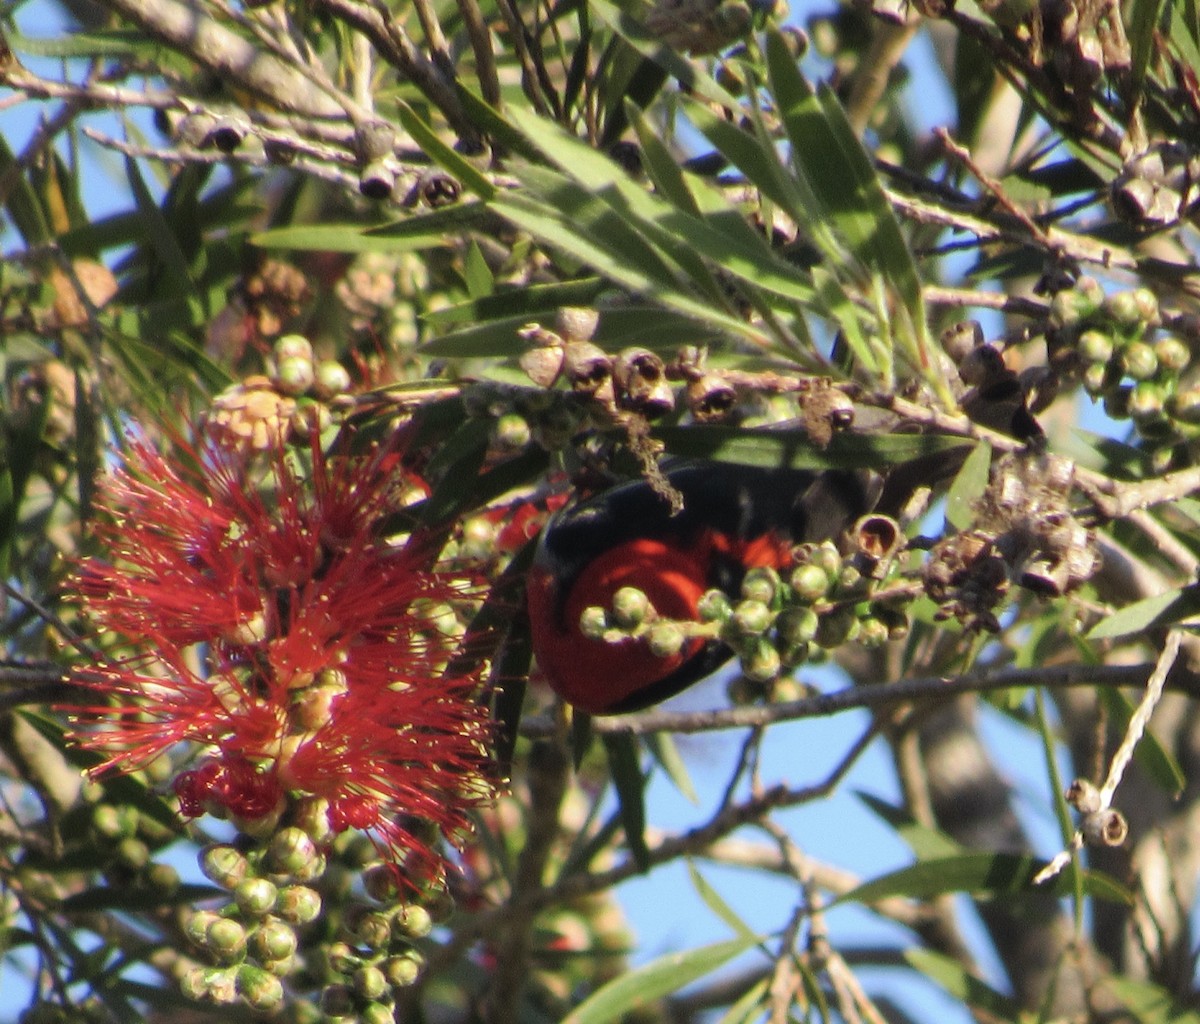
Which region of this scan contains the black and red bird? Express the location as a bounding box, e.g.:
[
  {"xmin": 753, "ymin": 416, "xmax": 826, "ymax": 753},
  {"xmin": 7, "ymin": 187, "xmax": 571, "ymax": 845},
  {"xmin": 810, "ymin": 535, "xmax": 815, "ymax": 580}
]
[{"xmin": 525, "ymin": 463, "xmax": 871, "ymax": 715}]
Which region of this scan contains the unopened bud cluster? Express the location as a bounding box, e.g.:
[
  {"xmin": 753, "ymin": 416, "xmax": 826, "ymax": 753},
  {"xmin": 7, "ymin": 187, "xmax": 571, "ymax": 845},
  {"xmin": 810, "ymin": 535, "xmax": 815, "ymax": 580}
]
[
  {"xmin": 582, "ymin": 519, "xmax": 911, "ymax": 699},
  {"xmin": 182, "ymin": 814, "xmax": 330, "ymax": 1012},
  {"xmin": 318, "ymin": 862, "xmax": 454, "ymax": 1023},
  {"xmin": 205, "ymin": 335, "xmax": 353, "ymax": 452},
  {"xmin": 1049, "ymin": 279, "xmax": 1198, "ymax": 447}
]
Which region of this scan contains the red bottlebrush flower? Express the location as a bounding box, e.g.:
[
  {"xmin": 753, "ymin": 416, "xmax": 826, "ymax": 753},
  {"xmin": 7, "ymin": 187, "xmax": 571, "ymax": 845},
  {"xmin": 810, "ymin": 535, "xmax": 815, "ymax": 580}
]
[{"xmin": 70, "ymin": 431, "xmax": 495, "ymax": 884}]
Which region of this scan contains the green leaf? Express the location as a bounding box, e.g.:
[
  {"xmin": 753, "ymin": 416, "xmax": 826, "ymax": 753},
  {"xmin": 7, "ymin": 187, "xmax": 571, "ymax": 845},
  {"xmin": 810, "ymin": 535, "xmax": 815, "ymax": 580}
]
[
  {"xmin": 8, "ymin": 29, "xmax": 155, "ymax": 58},
  {"xmin": 1128, "ymin": 0, "xmax": 1168, "ymax": 98},
  {"xmin": 124, "ymin": 156, "xmax": 197, "ymax": 300},
  {"xmin": 464, "ymin": 241, "xmax": 494, "ymax": 298},
  {"xmin": 561, "ymin": 933, "xmax": 761, "ymax": 1024},
  {"xmin": 654, "ymin": 425, "xmax": 971, "ymax": 470},
  {"xmin": 60, "ymin": 884, "xmax": 221, "ymax": 913},
  {"xmin": 252, "ymin": 222, "xmax": 450, "ymax": 253},
  {"xmin": 855, "ymin": 792, "xmax": 962, "ymax": 860},
  {"xmin": 602, "ymin": 733, "xmax": 650, "ymax": 871},
  {"xmin": 395, "ymin": 102, "xmax": 495, "ymax": 200},
  {"xmin": 1087, "ymin": 584, "xmax": 1200, "ymax": 639},
  {"xmin": 687, "ymin": 862, "xmax": 757, "ymax": 940},
  {"xmin": 0, "ymin": 135, "xmax": 51, "ymax": 245},
  {"xmin": 945, "ymin": 441, "xmax": 992, "ymax": 531},
  {"xmin": 644, "ymin": 732, "xmax": 698, "ymax": 804},
  {"xmin": 905, "ymin": 949, "xmax": 1023, "ymax": 1023},
  {"xmin": 834, "ymin": 852, "xmax": 1133, "ymax": 906},
  {"xmin": 1102, "ymin": 975, "xmax": 1200, "ymax": 1024}
]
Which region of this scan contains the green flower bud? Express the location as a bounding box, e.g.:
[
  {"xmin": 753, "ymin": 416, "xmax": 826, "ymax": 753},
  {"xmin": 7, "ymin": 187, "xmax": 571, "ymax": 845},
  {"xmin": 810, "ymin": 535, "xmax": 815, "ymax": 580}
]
[
  {"xmin": 579, "ymin": 605, "xmax": 609, "ymax": 641},
  {"xmin": 184, "ymin": 909, "xmax": 220, "ymax": 949},
  {"xmin": 320, "ymin": 984, "xmax": 356, "ymax": 1018},
  {"xmin": 262, "ymin": 954, "xmax": 297, "ymax": 978},
  {"xmin": 234, "ymin": 877, "xmax": 278, "ymax": 918},
  {"xmin": 275, "ymin": 334, "xmax": 313, "ymax": 363},
  {"xmin": 1122, "ymin": 341, "xmax": 1158, "ymax": 381},
  {"xmin": 206, "ymin": 917, "xmax": 248, "ymax": 963},
  {"xmin": 697, "ymin": 589, "xmax": 732, "ymax": 622},
  {"xmin": 741, "ymin": 639, "xmax": 781, "ymax": 683},
  {"xmin": 725, "ymin": 674, "xmax": 761, "ymax": 706},
  {"xmin": 1169, "ymin": 388, "xmax": 1200, "ymax": 423},
  {"xmin": 267, "ymin": 827, "xmax": 320, "ymax": 880},
  {"xmin": 393, "ymin": 903, "xmax": 433, "ymax": 940},
  {"xmin": 780, "ymin": 642, "xmax": 811, "ymax": 668},
  {"xmin": 775, "ymin": 607, "xmax": 819, "ymax": 645},
  {"xmin": 1130, "ymin": 380, "xmax": 1166, "ymax": 422},
  {"xmin": 647, "ymin": 621, "xmax": 687, "ymax": 659},
  {"xmin": 275, "ymin": 885, "xmax": 322, "ymax": 925},
  {"xmin": 145, "ymin": 862, "xmax": 181, "ymax": 896},
  {"xmin": 293, "ymin": 797, "xmax": 335, "ymax": 847},
  {"xmin": 92, "ymin": 804, "xmax": 139, "ymax": 841},
  {"xmin": 353, "ymin": 965, "xmax": 389, "ymax": 1001},
  {"xmin": 1050, "ymin": 280, "xmax": 1101, "ymax": 325},
  {"xmin": 353, "ymin": 909, "xmax": 394, "ymax": 950},
  {"xmin": 1081, "ymin": 360, "xmax": 1113, "ymax": 396},
  {"xmin": 1155, "ymin": 334, "xmax": 1190, "ymax": 373},
  {"xmin": 250, "ymin": 918, "xmax": 298, "ymax": 962},
  {"xmin": 326, "ymin": 941, "xmax": 361, "ymax": 975},
  {"xmin": 315, "ymin": 359, "xmax": 352, "ymax": 397},
  {"xmin": 237, "ymin": 965, "xmax": 284, "ymax": 1011},
  {"xmin": 1077, "ymin": 329, "xmax": 1114, "ymax": 364},
  {"xmin": 383, "ymin": 952, "xmax": 423, "ymax": 988},
  {"xmin": 610, "ymin": 586, "xmax": 650, "ymax": 629},
  {"xmin": 180, "ymin": 967, "xmax": 210, "ymax": 1001},
  {"xmin": 492, "ymin": 413, "xmax": 532, "ymax": 451},
  {"xmin": 857, "ymin": 617, "xmax": 891, "ymax": 647},
  {"xmin": 363, "ymin": 863, "xmax": 401, "ymax": 903},
  {"xmin": 361, "ymin": 1004, "xmax": 397, "ymax": 1024},
  {"xmin": 835, "ymin": 565, "xmax": 862, "ymax": 592},
  {"xmin": 741, "ymin": 566, "xmax": 780, "ymax": 605},
  {"xmin": 809, "ymin": 542, "xmax": 842, "ymax": 580},
  {"xmin": 1132, "ymin": 286, "xmax": 1159, "ymax": 324},
  {"xmin": 789, "ymin": 563, "xmax": 830, "ymax": 602},
  {"xmin": 814, "ymin": 608, "xmax": 859, "ymax": 649},
  {"xmin": 1103, "ymin": 290, "xmax": 1143, "ymax": 328},
  {"xmin": 730, "ymin": 599, "xmax": 772, "ymax": 637},
  {"xmin": 276, "ymin": 356, "xmax": 316, "ymax": 396}
]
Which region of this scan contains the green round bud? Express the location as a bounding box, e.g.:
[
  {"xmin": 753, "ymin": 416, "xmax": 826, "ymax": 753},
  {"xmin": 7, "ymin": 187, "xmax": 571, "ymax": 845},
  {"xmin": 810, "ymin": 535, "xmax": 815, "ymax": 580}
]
[
  {"xmin": 1155, "ymin": 334, "xmax": 1190, "ymax": 373},
  {"xmin": 361, "ymin": 1004, "xmax": 397, "ymax": 1024},
  {"xmin": 814, "ymin": 608, "xmax": 859, "ymax": 649},
  {"xmin": 115, "ymin": 837, "xmax": 149, "ymax": 871},
  {"xmin": 383, "ymin": 952, "xmax": 423, "ymax": 988},
  {"xmin": 275, "ymin": 334, "xmax": 313, "ymax": 363},
  {"xmin": 250, "ymin": 918, "xmax": 298, "ymax": 962},
  {"xmin": 1081, "ymin": 360, "xmax": 1113, "ymax": 396},
  {"xmin": 579, "ymin": 605, "xmax": 609, "ymax": 641},
  {"xmin": 1103, "ymin": 290, "xmax": 1143, "ymax": 328},
  {"xmin": 610, "ymin": 587, "xmax": 650, "ymax": 629},
  {"xmin": 363, "ymin": 864, "xmax": 400, "ymax": 903},
  {"xmin": 697, "ymin": 589, "xmax": 732, "ymax": 622},
  {"xmin": 352, "ymin": 965, "xmax": 389, "ymax": 1002},
  {"xmin": 353, "ymin": 910, "xmax": 394, "ymax": 950},
  {"xmin": 320, "ymin": 984, "xmax": 356, "ymax": 1018},
  {"xmin": 262, "ymin": 954, "xmax": 297, "ymax": 978},
  {"xmin": 780, "ymin": 642, "xmax": 811, "ymax": 668},
  {"xmin": 647, "ymin": 621, "xmax": 687, "ymax": 659},
  {"xmin": 184, "ymin": 909, "xmax": 221, "ymax": 950},
  {"xmin": 741, "ymin": 567, "xmax": 780, "ymax": 605},
  {"xmin": 266, "ymin": 827, "xmax": 320, "ymax": 880},
  {"xmin": 1132, "ymin": 286, "xmax": 1159, "ymax": 324},
  {"xmin": 1077, "ymin": 329, "xmax": 1114, "ymax": 365},
  {"xmin": 206, "ymin": 917, "xmax": 248, "ymax": 963},
  {"xmin": 775, "ymin": 607, "xmax": 819, "ymax": 645},
  {"xmin": 857, "ymin": 617, "xmax": 891, "ymax": 647},
  {"xmin": 1129, "ymin": 380, "xmax": 1166, "ymax": 422},
  {"xmin": 293, "ymin": 796, "xmax": 336, "ymax": 848},
  {"xmin": 789, "ymin": 563, "xmax": 829, "ymax": 602},
  {"xmin": 92, "ymin": 804, "xmax": 139, "ymax": 841},
  {"xmin": 275, "ymin": 356, "xmax": 316, "ymax": 396},
  {"xmin": 492, "ymin": 413, "xmax": 532, "ymax": 451},
  {"xmin": 234, "ymin": 877, "xmax": 278, "ymax": 918},
  {"xmin": 730, "ymin": 599, "xmax": 772, "ymax": 637},
  {"xmin": 1050, "ymin": 280, "xmax": 1101, "ymax": 325},
  {"xmin": 145, "ymin": 862, "xmax": 181, "ymax": 896},
  {"xmin": 275, "ymin": 885, "xmax": 322, "ymax": 925},
  {"xmin": 741, "ymin": 639, "xmax": 781, "ymax": 683},
  {"xmin": 1122, "ymin": 341, "xmax": 1158, "ymax": 381},
  {"xmin": 725, "ymin": 674, "xmax": 761, "ymax": 706},
  {"xmin": 1103, "ymin": 385, "xmax": 1132, "ymax": 420},
  {"xmin": 315, "ymin": 359, "xmax": 352, "ymax": 397},
  {"xmin": 393, "ymin": 903, "xmax": 434, "ymax": 940},
  {"xmin": 835, "ymin": 565, "xmax": 862, "ymax": 593},
  {"xmin": 326, "ymin": 941, "xmax": 361, "ymax": 975},
  {"xmin": 809, "ymin": 542, "xmax": 842, "ymax": 580},
  {"xmin": 237, "ymin": 965, "xmax": 284, "ymax": 1011},
  {"xmin": 1169, "ymin": 387, "xmax": 1200, "ymax": 423},
  {"xmin": 180, "ymin": 967, "xmax": 209, "ymax": 1001}
]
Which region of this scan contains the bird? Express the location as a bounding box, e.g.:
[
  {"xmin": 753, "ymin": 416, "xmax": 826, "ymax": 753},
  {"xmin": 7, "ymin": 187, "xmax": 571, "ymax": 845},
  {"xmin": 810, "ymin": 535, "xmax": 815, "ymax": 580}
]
[{"xmin": 525, "ymin": 462, "xmax": 871, "ymax": 715}]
